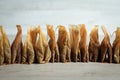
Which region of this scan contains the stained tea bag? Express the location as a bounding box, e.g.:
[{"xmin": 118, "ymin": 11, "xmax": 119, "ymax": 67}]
[
  {"xmin": 35, "ymin": 26, "xmax": 51, "ymax": 64},
  {"xmin": 0, "ymin": 26, "xmax": 4, "ymax": 65},
  {"xmin": 100, "ymin": 26, "xmax": 112, "ymax": 63},
  {"xmin": 88, "ymin": 25, "xmax": 100, "ymax": 62},
  {"xmin": 22, "ymin": 27, "xmax": 35, "ymax": 64},
  {"xmin": 11, "ymin": 25, "xmax": 23, "ymax": 64},
  {"xmin": 69, "ymin": 25, "xmax": 80, "ymax": 62},
  {"xmin": 2, "ymin": 26, "xmax": 11, "ymax": 64},
  {"xmin": 79, "ymin": 24, "xmax": 88, "ymax": 62},
  {"xmin": 57, "ymin": 25, "xmax": 71, "ymax": 62},
  {"xmin": 113, "ymin": 27, "xmax": 120, "ymax": 63}
]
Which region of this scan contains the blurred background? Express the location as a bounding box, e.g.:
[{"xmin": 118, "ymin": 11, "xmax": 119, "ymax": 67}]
[{"xmin": 0, "ymin": 0, "xmax": 120, "ymax": 44}]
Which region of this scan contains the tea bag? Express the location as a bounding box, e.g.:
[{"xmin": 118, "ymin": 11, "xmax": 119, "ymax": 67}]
[
  {"xmin": 100, "ymin": 26, "xmax": 112, "ymax": 63},
  {"xmin": 69, "ymin": 25, "xmax": 80, "ymax": 62},
  {"xmin": 88, "ymin": 25, "xmax": 100, "ymax": 62},
  {"xmin": 79, "ymin": 24, "xmax": 88, "ymax": 62},
  {"xmin": 0, "ymin": 26, "xmax": 4, "ymax": 65},
  {"xmin": 2, "ymin": 26, "xmax": 11, "ymax": 64},
  {"xmin": 22, "ymin": 27, "xmax": 35, "ymax": 64},
  {"xmin": 113, "ymin": 27, "xmax": 120, "ymax": 63},
  {"xmin": 11, "ymin": 25, "xmax": 23, "ymax": 64},
  {"xmin": 47, "ymin": 25, "xmax": 59, "ymax": 63},
  {"xmin": 57, "ymin": 25, "xmax": 71, "ymax": 62},
  {"xmin": 35, "ymin": 26, "xmax": 51, "ymax": 64}
]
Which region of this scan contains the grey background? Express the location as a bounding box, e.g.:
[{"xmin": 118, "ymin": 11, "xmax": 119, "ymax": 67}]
[{"xmin": 0, "ymin": 0, "xmax": 119, "ymax": 43}]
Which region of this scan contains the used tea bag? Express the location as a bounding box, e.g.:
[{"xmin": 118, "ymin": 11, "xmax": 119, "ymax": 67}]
[
  {"xmin": 11, "ymin": 25, "xmax": 23, "ymax": 64},
  {"xmin": 57, "ymin": 25, "xmax": 71, "ymax": 62},
  {"xmin": 35, "ymin": 26, "xmax": 51, "ymax": 64},
  {"xmin": 100, "ymin": 26, "xmax": 112, "ymax": 63},
  {"xmin": 113, "ymin": 27, "xmax": 120, "ymax": 63},
  {"xmin": 29, "ymin": 27, "xmax": 38, "ymax": 63},
  {"xmin": 47, "ymin": 25, "xmax": 59, "ymax": 63},
  {"xmin": 22, "ymin": 27, "xmax": 35, "ymax": 64},
  {"xmin": 0, "ymin": 26, "xmax": 4, "ymax": 65},
  {"xmin": 88, "ymin": 25, "xmax": 100, "ymax": 62},
  {"xmin": 69, "ymin": 25, "xmax": 80, "ymax": 62},
  {"xmin": 79, "ymin": 24, "xmax": 88, "ymax": 62},
  {"xmin": 2, "ymin": 26, "xmax": 11, "ymax": 64}
]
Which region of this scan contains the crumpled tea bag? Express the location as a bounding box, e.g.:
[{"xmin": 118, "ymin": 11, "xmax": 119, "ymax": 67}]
[
  {"xmin": 100, "ymin": 26, "xmax": 112, "ymax": 63},
  {"xmin": 69, "ymin": 25, "xmax": 80, "ymax": 62},
  {"xmin": 22, "ymin": 27, "xmax": 35, "ymax": 64},
  {"xmin": 35, "ymin": 26, "xmax": 51, "ymax": 64},
  {"xmin": 11, "ymin": 25, "xmax": 23, "ymax": 64},
  {"xmin": 47, "ymin": 25, "xmax": 59, "ymax": 63},
  {"xmin": 88, "ymin": 25, "xmax": 100, "ymax": 62},
  {"xmin": 57, "ymin": 25, "xmax": 71, "ymax": 63},
  {"xmin": 29, "ymin": 27, "xmax": 38, "ymax": 47},
  {"xmin": 79, "ymin": 24, "xmax": 88, "ymax": 62},
  {"xmin": 0, "ymin": 26, "xmax": 4, "ymax": 65},
  {"xmin": 113, "ymin": 27, "xmax": 120, "ymax": 63},
  {"xmin": 2, "ymin": 26, "xmax": 11, "ymax": 64}
]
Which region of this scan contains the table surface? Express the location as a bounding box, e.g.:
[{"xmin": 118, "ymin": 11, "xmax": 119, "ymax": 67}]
[{"xmin": 0, "ymin": 62, "xmax": 119, "ymax": 80}]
